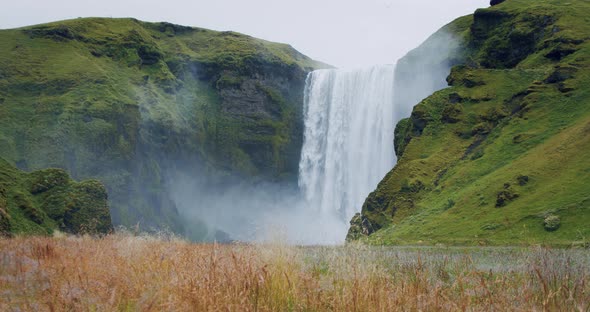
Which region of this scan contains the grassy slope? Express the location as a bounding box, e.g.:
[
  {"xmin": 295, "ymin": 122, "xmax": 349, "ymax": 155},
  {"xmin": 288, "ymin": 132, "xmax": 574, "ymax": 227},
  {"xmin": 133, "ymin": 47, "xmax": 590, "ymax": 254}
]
[
  {"xmin": 0, "ymin": 158, "xmax": 112, "ymax": 236},
  {"xmin": 353, "ymin": 0, "xmax": 590, "ymax": 246},
  {"xmin": 0, "ymin": 18, "xmax": 326, "ymax": 232}
]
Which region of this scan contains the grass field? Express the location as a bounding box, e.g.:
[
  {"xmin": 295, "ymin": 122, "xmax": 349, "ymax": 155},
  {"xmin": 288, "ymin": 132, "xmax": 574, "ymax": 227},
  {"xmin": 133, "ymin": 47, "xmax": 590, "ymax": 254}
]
[{"xmin": 1, "ymin": 233, "xmax": 588, "ymax": 311}]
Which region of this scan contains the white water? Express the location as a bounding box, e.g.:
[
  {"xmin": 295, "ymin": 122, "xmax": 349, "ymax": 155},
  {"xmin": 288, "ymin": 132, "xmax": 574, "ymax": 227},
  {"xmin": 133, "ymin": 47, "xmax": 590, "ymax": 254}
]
[
  {"xmin": 173, "ymin": 65, "xmax": 425, "ymax": 245},
  {"xmin": 297, "ymin": 65, "xmax": 397, "ymax": 242}
]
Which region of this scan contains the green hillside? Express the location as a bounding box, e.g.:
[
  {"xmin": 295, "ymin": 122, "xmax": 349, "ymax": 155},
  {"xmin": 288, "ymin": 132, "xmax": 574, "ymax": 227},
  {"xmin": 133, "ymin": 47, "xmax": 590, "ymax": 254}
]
[
  {"xmin": 0, "ymin": 158, "xmax": 112, "ymax": 236},
  {"xmin": 348, "ymin": 0, "xmax": 590, "ymax": 246},
  {"xmin": 0, "ymin": 18, "xmax": 326, "ymax": 233}
]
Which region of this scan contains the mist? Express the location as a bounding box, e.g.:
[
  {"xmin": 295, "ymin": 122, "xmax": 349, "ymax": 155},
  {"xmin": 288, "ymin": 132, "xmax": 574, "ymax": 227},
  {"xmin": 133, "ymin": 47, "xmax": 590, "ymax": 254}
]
[
  {"xmin": 166, "ymin": 28, "xmax": 462, "ymax": 245},
  {"xmin": 169, "ymin": 174, "xmax": 347, "ymax": 244},
  {"xmin": 394, "ymin": 29, "xmax": 466, "ymax": 119}
]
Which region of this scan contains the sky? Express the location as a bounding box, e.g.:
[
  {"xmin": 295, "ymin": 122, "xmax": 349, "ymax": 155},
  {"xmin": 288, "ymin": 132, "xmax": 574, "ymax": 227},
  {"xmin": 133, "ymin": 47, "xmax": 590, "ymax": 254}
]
[{"xmin": 0, "ymin": 0, "xmax": 489, "ymax": 68}]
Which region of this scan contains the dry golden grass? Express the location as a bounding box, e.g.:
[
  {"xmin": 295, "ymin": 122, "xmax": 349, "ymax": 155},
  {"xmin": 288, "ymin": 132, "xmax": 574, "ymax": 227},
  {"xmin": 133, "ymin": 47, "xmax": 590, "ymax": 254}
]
[{"xmin": 0, "ymin": 233, "xmax": 588, "ymax": 311}]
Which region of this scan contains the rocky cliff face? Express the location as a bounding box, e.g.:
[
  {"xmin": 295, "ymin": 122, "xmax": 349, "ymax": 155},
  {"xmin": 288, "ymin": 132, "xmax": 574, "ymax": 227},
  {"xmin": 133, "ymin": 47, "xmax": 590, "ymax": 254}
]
[
  {"xmin": 348, "ymin": 0, "xmax": 590, "ymax": 246},
  {"xmin": 0, "ymin": 18, "xmax": 326, "ymax": 233}
]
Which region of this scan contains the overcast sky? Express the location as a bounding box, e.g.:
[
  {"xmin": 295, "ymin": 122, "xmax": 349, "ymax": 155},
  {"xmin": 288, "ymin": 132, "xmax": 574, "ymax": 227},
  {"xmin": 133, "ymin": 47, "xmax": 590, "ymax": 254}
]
[{"xmin": 0, "ymin": 0, "xmax": 488, "ymax": 68}]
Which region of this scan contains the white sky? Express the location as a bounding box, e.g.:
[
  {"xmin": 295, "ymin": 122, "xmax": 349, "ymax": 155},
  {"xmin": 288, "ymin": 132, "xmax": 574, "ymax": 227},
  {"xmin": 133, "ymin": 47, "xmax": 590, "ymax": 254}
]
[{"xmin": 0, "ymin": 0, "xmax": 489, "ymax": 68}]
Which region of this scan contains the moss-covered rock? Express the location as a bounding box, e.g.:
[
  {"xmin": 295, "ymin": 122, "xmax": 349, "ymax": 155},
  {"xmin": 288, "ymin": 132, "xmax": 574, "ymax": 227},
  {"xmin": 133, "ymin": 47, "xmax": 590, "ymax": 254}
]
[
  {"xmin": 0, "ymin": 157, "xmax": 112, "ymax": 235},
  {"xmin": 441, "ymin": 104, "xmax": 463, "ymax": 123},
  {"xmin": 63, "ymin": 180, "xmax": 112, "ymax": 234},
  {"xmin": 30, "ymin": 168, "xmax": 70, "ymax": 194},
  {"xmin": 543, "ymin": 214, "xmax": 560, "ymax": 231},
  {"xmin": 346, "ymin": 213, "xmax": 376, "ymax": 241}
]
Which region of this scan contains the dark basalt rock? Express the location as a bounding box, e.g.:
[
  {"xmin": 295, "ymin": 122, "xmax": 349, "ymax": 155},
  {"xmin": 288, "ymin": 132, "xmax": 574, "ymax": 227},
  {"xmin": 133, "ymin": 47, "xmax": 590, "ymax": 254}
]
[
  {"xmin": 517, "ymin": 175, "xmax": 529, "ymax": 186},
  {"xmin": 490, "ymin": 0, "xmax": 506, "ymax": 6},
  {"xmin": 449, "ymin": 93, "xmax": 464, "ymax": 104},
  {"xmin": 472, "ymin": 8, "xmax": 555, "ymax": 69},
  {"xmin": 153, "ymin": 22, "xmax": 194, "ymax": 35},
  {"xmin": 545, "ymin": 45, "xmax": 577, "ymax": 61},
  {"xmin": 138, "ymin": 45, "xmax": 163, "ymax": 65},
  {"xmin": 24, "ymin": 25, "xmax": 81, "ymax": 41},
  {"xmin": 545, "ymin": 66, "xmax": 577, "ymax": 83},
  {"xmin": 495, "ymin": 183, "xmax": 519, "ymax": 207}
]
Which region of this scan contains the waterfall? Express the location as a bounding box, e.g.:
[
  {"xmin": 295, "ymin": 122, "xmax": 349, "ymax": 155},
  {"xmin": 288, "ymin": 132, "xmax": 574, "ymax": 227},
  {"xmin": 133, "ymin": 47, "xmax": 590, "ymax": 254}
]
[{"xmin": 298, "ymin": 65, "xmax": 397, "ymax": 239}]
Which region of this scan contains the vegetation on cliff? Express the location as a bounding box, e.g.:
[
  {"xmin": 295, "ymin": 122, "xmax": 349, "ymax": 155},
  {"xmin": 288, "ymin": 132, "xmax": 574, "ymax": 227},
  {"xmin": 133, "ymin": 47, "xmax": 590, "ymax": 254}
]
[
  {"xmin": 349, "ymin": 0, "xmax": 590, "ymax": 246},
  {"xmin": 0, "ymin": 158, "xmax": 112, "ymax": 236},
  {"xmin": 0, "ymin": 18, "xmax": 326, "ymax": 233}
]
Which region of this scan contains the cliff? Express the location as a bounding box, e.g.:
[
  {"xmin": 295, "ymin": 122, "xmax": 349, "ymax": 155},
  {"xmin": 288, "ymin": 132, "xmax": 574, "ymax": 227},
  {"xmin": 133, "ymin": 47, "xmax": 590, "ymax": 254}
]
[
  {"xmin": 348, "ymin": 0, "xmax": 590, "ymax": 246},
  {"xmin": 0, "ymin": 18, "xmax": 327, "ymax": 233}
]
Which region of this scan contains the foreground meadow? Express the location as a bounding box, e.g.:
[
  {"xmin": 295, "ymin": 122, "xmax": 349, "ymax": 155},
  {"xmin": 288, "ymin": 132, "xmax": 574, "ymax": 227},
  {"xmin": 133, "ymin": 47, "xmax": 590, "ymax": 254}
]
[{"xmin": 0, "ymin": 233, "xmax": 588, "ymax": 311}]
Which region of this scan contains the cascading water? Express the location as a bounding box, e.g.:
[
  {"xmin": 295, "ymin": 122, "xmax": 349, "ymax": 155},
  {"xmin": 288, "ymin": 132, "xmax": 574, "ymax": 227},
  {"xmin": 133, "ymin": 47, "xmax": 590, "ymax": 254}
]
[
  {"xmin": 297, "ymin": 65, "xmax": 398, "ymax": 242},
  {"xmin": 173, "ymin": 63, "xmax": 448, "ymax": 245},
  {"xmin": 173, "ymin": 34, "xmax": 456, "ymax": 244}
]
